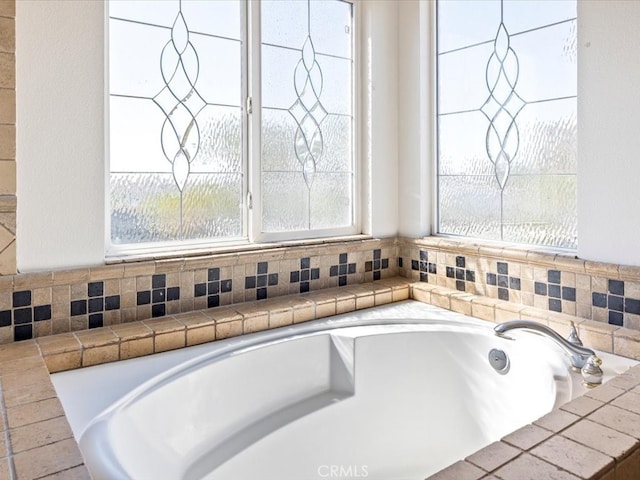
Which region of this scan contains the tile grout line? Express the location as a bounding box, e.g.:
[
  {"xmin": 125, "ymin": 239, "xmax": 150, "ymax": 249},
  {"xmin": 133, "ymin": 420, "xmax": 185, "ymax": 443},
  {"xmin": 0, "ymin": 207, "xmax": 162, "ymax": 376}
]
[{"xmin": 0, "ymin": 379, "xmax": 16, "ymax": 480}]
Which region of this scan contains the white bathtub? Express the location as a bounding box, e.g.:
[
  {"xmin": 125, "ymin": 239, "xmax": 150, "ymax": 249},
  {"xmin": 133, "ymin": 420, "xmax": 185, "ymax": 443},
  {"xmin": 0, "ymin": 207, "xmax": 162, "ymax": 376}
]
[{"xmin": 52, "ymin": 301, "xmax": 637, "ymax": 480}]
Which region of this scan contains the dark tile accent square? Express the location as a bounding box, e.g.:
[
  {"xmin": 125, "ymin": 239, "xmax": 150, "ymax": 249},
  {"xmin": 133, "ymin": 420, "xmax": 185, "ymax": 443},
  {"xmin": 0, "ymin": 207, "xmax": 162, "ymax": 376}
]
[
  {"xmin": 497, "ymin": 275, "xmax": 509, "ymax": 288},
  {"xmin": 301, "ymin": 270, "xmax": 310, "ymax": 282},
  {"xmin": 152, "ymin": 274, "xmax": 166, "ymax": 289},
  {"xmin": 208, "ymin": 282, "xmax": 220, "ymax": 294},
  {"xmin": 609, "ymin": 279, "xmax": 625, "ymax": 296},
  {"xmin": 548, "ymin": 284, "xmax": 561, "ymax": 299},
  {"xmin": 373, "ymin": 259, "xmax": 381, "ymax": 270},
  {"xmin": 257, "ymin": 262, "xmax": 268, "ymax": 275},
  {"xmin": 466, "ymin": 270, "xmax": 475, "ymax": 282},
  {"xmin": 498, "ymin": 288, "xmax": 509, "ymax": 301},
  {"xmin": 446, "ymin": 267, "xmax": 454, "ymax": 279},
  {"xmin": 592, "ymin": 292, "xmax": 607, "ymax": 308},
  {"xmin": 257, "ymin": 287, "xmax": 267, "ymax": 300},
  {"xmin": 311, "ymin": 269, "xmax": 319, "ymax": 280},
  {"xmin": 300, "ymin": 281, "xmax": 310, "ymax": 292},
  {"xmin": 455, "ymin": 256, "xmax": 465, "ymax": 268},
  {"xmin": 221, "ymin": 279, "xmax": 233, "ymax": 293},
  {"xmin": 194, "ymin": 284, "xmax": 207, "ymax": 297},
  {"xmin": 608, "ymin": 295, "xmax": 624, "ymax": 312},
  {"xmin": 373, "ymin": 249, "xmax": 381, "ymax": 260},
  {"xmin": 339, "ymin": 264, "xmax": 347, "ymax": 275},
  {"xmin": 455, "ymin": 268, "xmax": 464, "ymax": 280},
  {"xmin": 34, "ymin": 305, "xmax": 52, "ymax": 322},
  {"xmin": 301, "ymin": 257, "xmax": 311, "ymax": 269},
  {"xmin": 330, "ymin": 265, "xmax": 339, "ymax": 277},
  {"xmin": 398, "ymin": 257, "xmax": 403, "ymax": 268},
  {"xmin": 348, "ymin": 263, "xmax": 356, "ymax": 274},
  {"xmin": 245, "ymin": 277, "xmax": 256, "ymax": 289},
  {"xmin": 14, "ymin": 324, "xmax": 32, "ymax": 342},
  {"xmin": 105, "ymin": 295, "xmax": 121, "ymax": 310},
  {"xmin": 428, "ymin": 263, "xmax": 437, "ymax": 274},
  {"xmin": 13, "ymin": 291, "xmax": 31, "ymax": 308},
  {"xmin": 88, "ymin": 297, "xmax": 104, "ymax": 313},
  {"xmin": 509, "ymin": 277, "xmax": 521, "ymax": 290},
  {"xmin": 208, "ymin": 268, "xmax": 220, "ymax": 282},
  {"xmin": 152, "ymin": 289, "xmax": 165, "ymax": 303},
  {"xmin": 487, "ymin": 273, "xmax": 497, "ymax": 286},
  {"xmin": 411, "ymin": 260, "xmax": 419, "ymax": 271},
  {"xmin": 382, "ymin": 258, "xmax": 389, "ymax": 269},
  {"xmin": 208, "ymin": 295, "xmax": 220, "ymax": 308},
  {"xmin": 548, "ymin": 270, "xmax": 561, "ymax": 284},
  {"xmin": 339, "ymin": 253, "xmax": 347, "ymax": 264},
  {"xmin": 257, "ymin": 275, "xmax": 268, "ymax": 288},
  {"xmin": 420, "ymin": 261, "xmax": 427, "ymax": 272},
  {"xmin": 167, "ymin": 287, "xmax": 180, "ymax": 301},
  {"xmin": 497, "ymin": 262, "xmax": 508, "ymax": 275},
  {"xmin": 549, "ymin": 298, "xmax": 562, "ymax": 312},
  {"xmin": 625, "ymin": 297, "xmax": 640, "ymax": 315},
  {"xmin": 456, "ymin": 280, "xmax": 465, "ymax": 291},
  {"xmin": 562, "ymin": 287, "xmax": 576, "ymax": 302},
  {"xmin": 88, "ymin": 314, "xmax": 103, "ymax": 329},
  {"xmin": 374, "ymin": 271, "xmax": 381, "ymax": 281},
  {"xmin": 268, "ymin": 273, "xmax": 279, "ymax": 286},
  {"xmin": 290, "ymin": 271, "xmax": 299, "ymax": 283},
  {"xmin": 152, "ymin": 304, "xmax": 166, "ymax": 317},
  {"xmin": 88, "ymin": 282, "xmax": 104, "ymax": 298},
  {"xmin": 14, "ymin": 308, "xmax": 32, "ymax": 324},
  {"xmin": 419, "ymin": 250, "xmax": 427, "ymax": 261},
  {"xmin": 535, "ymin": 282, "xmax": 547, "ymax": 296},
  {"xmin": 71, "ymin": 300, "xmax": 87, "ymax": 316},
  {"xmin": 0, "ymin": 310, "xmax": 10, "ymax": 327},
  {"xmin": 608, "ymin": 310, "xmax": 624, "ymax": 326},
  {"xmin": 137, "ymin": 291, "xmax": 151, "ymax": 305},
  {"xmin": 419, "ymin": 272, "xmax": 428, "ymax": 282},
  {"xmin": 338, "ymin": 276, "xmax": 347, "ymax": 287}
]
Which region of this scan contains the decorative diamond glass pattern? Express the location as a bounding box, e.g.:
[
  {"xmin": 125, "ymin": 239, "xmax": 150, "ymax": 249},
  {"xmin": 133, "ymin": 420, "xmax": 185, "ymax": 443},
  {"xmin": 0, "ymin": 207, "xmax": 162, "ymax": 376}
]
[{"xmin": 437, "ymin": 0, "xmax": 577, "ymax": 249}]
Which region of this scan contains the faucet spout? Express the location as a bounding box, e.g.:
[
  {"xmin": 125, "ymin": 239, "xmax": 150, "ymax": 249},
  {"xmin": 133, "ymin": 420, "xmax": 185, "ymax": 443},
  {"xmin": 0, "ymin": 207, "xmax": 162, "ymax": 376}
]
[{"xmin": 494, "ymin": 320, "xmax": 596, "ymax": 369}]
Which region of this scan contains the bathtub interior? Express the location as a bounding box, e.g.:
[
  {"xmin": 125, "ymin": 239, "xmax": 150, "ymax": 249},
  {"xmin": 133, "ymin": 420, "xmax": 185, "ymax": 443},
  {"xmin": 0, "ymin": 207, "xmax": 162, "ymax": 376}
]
[{"xmin": 52, "ymin": 301, "xmax": 638, "ymax": 480}]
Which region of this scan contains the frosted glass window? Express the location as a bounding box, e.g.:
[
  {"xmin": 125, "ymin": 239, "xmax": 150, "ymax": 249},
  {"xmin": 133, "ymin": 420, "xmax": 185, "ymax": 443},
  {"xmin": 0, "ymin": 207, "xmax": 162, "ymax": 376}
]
[
  {"xmin": 437, "ymin": 0, "xmax": 577, "ymax": 249},
  {"xmin": 261, "ymin": 0, "xmax": 354, "ymax": 233},
  {"xmin": 109, "ymin": 0, "xmax": 356, "ymax": 251}
]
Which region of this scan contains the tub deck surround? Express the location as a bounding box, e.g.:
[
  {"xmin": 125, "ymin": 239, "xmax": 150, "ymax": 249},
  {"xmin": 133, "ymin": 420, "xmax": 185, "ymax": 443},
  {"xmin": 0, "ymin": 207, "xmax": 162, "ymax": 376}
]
[{"xmin": 0, "ymin": 281, "xmax": 636, "ymax": 478}]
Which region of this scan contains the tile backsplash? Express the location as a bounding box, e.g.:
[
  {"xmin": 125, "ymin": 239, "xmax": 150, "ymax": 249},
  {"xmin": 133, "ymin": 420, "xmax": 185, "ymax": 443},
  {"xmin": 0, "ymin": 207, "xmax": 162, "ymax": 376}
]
[{"xmin": 4, "ymin": 235, "xmax": 640, "ymax": 344}]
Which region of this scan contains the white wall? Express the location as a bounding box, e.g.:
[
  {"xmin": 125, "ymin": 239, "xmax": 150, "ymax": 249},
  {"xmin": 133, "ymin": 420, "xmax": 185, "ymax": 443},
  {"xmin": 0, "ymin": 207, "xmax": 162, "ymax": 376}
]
[
  {"xmin": 16, "ymin": 0, "xmax": 105, "ymax": 271},
  {"xmin": 577, "ymin": 1, "xmax": 640, "ymax": 266}
]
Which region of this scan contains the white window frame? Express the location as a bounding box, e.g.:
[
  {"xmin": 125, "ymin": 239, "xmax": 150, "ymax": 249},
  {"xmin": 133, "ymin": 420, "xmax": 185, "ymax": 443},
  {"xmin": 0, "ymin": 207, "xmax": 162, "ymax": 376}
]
[{"xmin": 105, "ymin": 0, "xmax": 361, "ymax": 259}]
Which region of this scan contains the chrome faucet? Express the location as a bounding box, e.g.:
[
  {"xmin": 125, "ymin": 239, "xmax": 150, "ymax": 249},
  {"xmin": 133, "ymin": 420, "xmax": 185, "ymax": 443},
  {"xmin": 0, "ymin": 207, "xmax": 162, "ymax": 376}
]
[{"xmin": 494, "ymin": 320, "xmax": 596, "ymax": 369}]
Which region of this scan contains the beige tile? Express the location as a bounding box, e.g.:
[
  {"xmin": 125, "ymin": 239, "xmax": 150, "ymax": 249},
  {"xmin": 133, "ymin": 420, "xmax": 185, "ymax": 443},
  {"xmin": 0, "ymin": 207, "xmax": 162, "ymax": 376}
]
[
  {"xmin": 0, "ymin": 1, "xmax": 15, "ymax": 18},
  {"xmin": 611, "ymin": 391, "xmax": 640, "ymax": 415},
  {"xmin": 614, "ymin": 329, "xmax": 640, "ymax": 360},
  {"xmin": 216, "ymin": 319, "xmax": 243, "ymax": 340},
  {"xmin": 173, "ymin": 311, "xmax": 211, "ymax": 329},
  {"xmin": 0, "ymin": 340, "xmax": 39, "ymax": 363},
  {"xmin": 559, "ymin": 395, "xmax": 604, "ymax": 417},
  {"xmin": 585, "ymin": 383, "xmax": 626, "ymax": 403},
  {"xmin": 143, "ymin": 317, "xmax": 185, "ymax": 334},
  {"xmin": 616, "ymin": 447, "xmax": 640, "ymax": 480},
  {"xmin": 244, "ymin": 314, "xmax": 268, "ymax": 334},
  {"xmin": 465, "ymin": 441, "xmax": 520, "ymax": 472},
  {"xmin": 1, "ymin": 365, "xmax": 50, "ymax": 390},
  {"xmin": 530, "ymin": 435, "xmax": 613, "ymax": 478},
  {"xmin": 374, "ymin": 290, "xmax": 393, "ymax": 306},
  {"xmin": 13, "ymin": 438, "xmax": 84, "ymax": 480},
  {"xmin": 82, "ymin": 344, "xmax": 119, "ymax": 367},
  {"xmin": 606, "ymin": 373, "xmax": 640, "ymax": 391},
  {"xmin": 0, "ymin": 122, "xmax": 12, "ymax": 159},
  {"xmin": 3, "ymin": 379, "xmax": 57, "ymax": 408},
  {"xmin": 269, "ymin": 309, "xmax": 293, "ymax": 328},
  {"xmin": 579, "ymin": 320, "xmax": 617, "ymax": 353},
  {"xmin": 7, "ymin": 397, "xmax": 64, "ymax": 429},
  {"xmin": 293, "ymin": 303, "xmax": 315, "ymax": 323},
  {"xmin": 120, "ymin": 337, "xmax": 154, "ymax": 360},
  {"xmin": 74, "ymin": 328, "xmax": 118, "ymax": 348},
  {"xmin": 427, "ymin": 460, "xmax": 485, "ymax": 480},
  {"xmin": 0, "ymin": 160, "xmax": 14, "ymax": 195},
  {"xmin": 43, "ymin": 351, "xmax": 82, "ymax": 373},
  {"xmin": 39, "ymin": 465, "xmax": 92, "ymax": 480},
  {"xmin": 186, "ymin": 325, "xmax": 215, "ymax": 346},
  {"xmin": 501, "ymin": 424, "xmax": 553, "ymax": 451},
  {"xmin": 493, "ymin": 452, "xmax": 579, "ymax": 480},
  {"xmin": 533, "ymin": 409, "xmax": 580, "ymax": 433},
  {"xmin": 562, "ymin": 419, "xmax": 637, "ymax": 459},
  {"xmin": 589, "ymin": 404, "xmax": 640, "ymax": 438},
  {"xmin": 10, "ymin": 415, "xmax": 73, "ymax": 453},
  {"xmin": 155, "ymin": 331, "xmax": 186, "ymax": 353},
  {"xmin": 109, "ymin": 322, "xmax": 153, "ymax": 341}
]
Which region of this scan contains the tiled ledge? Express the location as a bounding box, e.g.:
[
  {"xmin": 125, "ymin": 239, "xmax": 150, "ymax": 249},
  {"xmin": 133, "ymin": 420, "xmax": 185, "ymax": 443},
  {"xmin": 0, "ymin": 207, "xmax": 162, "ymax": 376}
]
[{"xmin": 1, "ymin": 278, "xmax": 640, "ymax": 479}]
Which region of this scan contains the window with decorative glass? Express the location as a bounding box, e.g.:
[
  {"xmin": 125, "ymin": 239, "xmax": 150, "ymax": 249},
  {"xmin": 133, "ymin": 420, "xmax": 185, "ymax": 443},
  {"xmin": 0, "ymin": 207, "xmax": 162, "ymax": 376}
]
[
  {"xmin": 108, "ymin": 0, "xmax": 355, "ymax": 255},
  {"xmin": 436, "ymin": 0, "xmax": 577, "ymax": 249}
]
